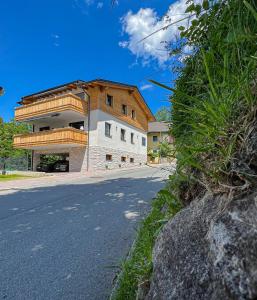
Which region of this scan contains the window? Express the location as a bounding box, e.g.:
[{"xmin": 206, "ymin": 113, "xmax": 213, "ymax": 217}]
[
  {"xmin": 131, "ymin": 133, "xmax": 134, "ymax": 144},
  {"xmin": 153, "ymin": 135, "xmax": 158, "ymax": 142},
  {"xmin": 106, "ymin": 154, "xmax": 112, "ymax": 161},
  {"xmin": 69, "ymin": 121, "xmax": 84, "ymax": 130},
  {"xmin": 121, "ymin": 156, "xmax": 126, "ymax": 162},
  {"xmin": 122, "ymin": 104, "xmax": 127, "ymax": 115},
  {"xmin": 105, "ymin": 122, "xmax": 111, "ymax": 137},
  {"xmin": 142, "ymin": 137, "xmax": 146, "ymax": 146},
  {"xmin": 131, "ymin": 110, "xmax": 136, "ymax": 119},
  {"xmin": 130, "ymin": 158, "xmax": 134, "ymax": 163},
  {"xmin": 39, "ymin": 126, "xmax": 50, "ymax": 131},
  {"xmin": 106, "ymin": 94, "xmax": 113, "ymax": 107},
  {"xmin": 121, "ymin": 129, "xmax": 126, "ymax": 141},
  {"xmin": 75, "ymin": 92, "xmax": 85, "ymax": 100}
]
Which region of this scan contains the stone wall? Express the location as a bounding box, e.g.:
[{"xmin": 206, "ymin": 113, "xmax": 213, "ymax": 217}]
[{"xmin": 88, "ymin": 146, "xmax": 147, "ymax": 170}]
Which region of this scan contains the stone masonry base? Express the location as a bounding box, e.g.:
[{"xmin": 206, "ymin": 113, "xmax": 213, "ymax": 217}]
[
  {"xmin": 33, "ymin": 146, "xmax": 146, "ymax": 172},
  {"xmin": 88, "ymin": 146, "xmax": 147, "ymax": 170}
]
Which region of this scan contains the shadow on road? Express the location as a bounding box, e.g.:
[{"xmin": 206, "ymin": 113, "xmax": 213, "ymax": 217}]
[{"xmin": 0, "ymin": 175, "xmax": 166, "ymax": 300}]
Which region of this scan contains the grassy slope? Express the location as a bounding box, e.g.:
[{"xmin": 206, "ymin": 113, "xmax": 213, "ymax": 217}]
[{"xmin": 112, "ymin": 190, "xmax": 181, "ymax": 299}]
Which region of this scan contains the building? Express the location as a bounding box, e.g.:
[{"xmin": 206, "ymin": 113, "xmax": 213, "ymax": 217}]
[
  {"xmin": 13, "ymin": 79, "xmax": 155, "ymax": 172},
  {"xmin": 147, "ymin": 121, "xmax": 173, "ymax": 164}
]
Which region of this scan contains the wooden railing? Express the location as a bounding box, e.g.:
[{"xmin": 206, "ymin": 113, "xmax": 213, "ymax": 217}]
[
  {"xmin": 15, "ymin": 93, "xmax": 87, "ymax": 121},
  {"xmin": 13, "ymin": 128, "xmax": 87, "ymax": 149}
]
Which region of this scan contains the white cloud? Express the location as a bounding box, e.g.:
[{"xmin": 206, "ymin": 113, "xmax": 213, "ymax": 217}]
[
  {"xmin": 84, "ymin": 0, "xmax": 94, "ymax": 5},
  {"xmin": 119, "ymin": 41, "xmax": 129, "ymax": 48},
  {"xmin": 140, "ymin": 84, "xmax": 153, "ymax": 91},
  {"xmin": 52, "ymin": 34, "xmax": 60, "ymax": 39},
  {"xmin": 97, "ymin": 2, "xmax": 103, "ymax": 8},
  {"xmin": 119, "ymin": 0, "xmax": 199, "ymax": 65},
  {"xmin": 51, "ymin": 34, "xmax": 60, "ymax": 47}
]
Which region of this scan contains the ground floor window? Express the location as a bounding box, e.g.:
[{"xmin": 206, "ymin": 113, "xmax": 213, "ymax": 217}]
[
  {"xmin": 130, "ymin": 158, "xmax": 134, "ymax": 163},
  {"xmin": 121, "ymin": 156, "xmax": 126, "ymax": 162},
  {"xmin": 106, "ymin": 154, "xmax": 112, "ymax": 161}
]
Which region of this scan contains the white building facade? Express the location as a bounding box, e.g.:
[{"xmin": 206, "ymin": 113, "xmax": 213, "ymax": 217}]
[{"xmin": 14, "ymin": 79, "xmax": 155, "ymax": 172}]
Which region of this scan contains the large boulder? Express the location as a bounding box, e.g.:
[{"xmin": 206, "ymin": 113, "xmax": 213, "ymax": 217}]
[{"xmin": 146, "ymin": 192, "xmax": 257, "ymax": 300}]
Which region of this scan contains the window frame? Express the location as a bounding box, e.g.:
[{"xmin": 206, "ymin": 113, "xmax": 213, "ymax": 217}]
[
  {"xmin": 121, "ymin": 104, "xmax": 128, "ymax": 115},
  {"xmin": 121, "ymin": 128, "xmax": 126, "ymax": 142},
  {"xmin": 131, "ymin": 110, "xmax": 136, "ymax": 119},
  {"xmin": 105, "ymin": 122, "xmax": 112, "ymax": 138},
  {"xmin": 106, "ymin": 94, "xmax": 113, "ymax": 107},
  {"xmin": 142, "ymin": 137, "xmax": 146, "ymax": 146},
  {"xmin": 153, "ymin": 135, "xmax": 158, "ymax": 142},
  {"xmin": 131, "ymin": 132, "xmax": 134, "ymax": 144},
  {"xmin": 106, "ymin": 154, "xmax": 112, "ymax": 161}
]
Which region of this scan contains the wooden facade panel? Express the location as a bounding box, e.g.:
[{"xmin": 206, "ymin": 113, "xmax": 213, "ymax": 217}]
[
  {"xmin": 89, "ymin": 87, "xmax": 148, "ymax": 131},
  {"xmin": 15, "ymin": 94, "xmax": 87, "ymax": 122},
  {"xmin": 13, "ymin": 128, "xmax": 87, "ymax": 149}
]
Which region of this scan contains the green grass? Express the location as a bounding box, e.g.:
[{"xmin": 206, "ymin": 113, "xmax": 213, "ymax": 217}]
[
  {"xmin": 111, "ymin": 190, "xmax": 182, "ymax": 299},
  {"xmin": 151, "ymin": 0, "xmax": 257, "ymax": 205},
  {"xmin": 0, "ymin": 174, "xmax": 32, "ymax": 181}
]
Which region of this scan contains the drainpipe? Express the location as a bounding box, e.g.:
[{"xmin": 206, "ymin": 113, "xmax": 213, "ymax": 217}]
[
  {"xmin": 80, "ymin": 86, "xmax": 91, "ymax": 172},
  {"xmin": 31, "ymin": 125, "xmax": 35, "ymax": 171}
]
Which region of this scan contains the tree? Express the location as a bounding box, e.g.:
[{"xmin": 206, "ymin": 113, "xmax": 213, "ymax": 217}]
[
  {"xmin": 159, "ymin": 141, "xmax": 174, "ymax": 158},
  {"xmin": 155, "ymin": 106, "xmax": 171, "ymax": 122},
  {"xmin": 0, "ymin": 120, "xmax": 29, "ymax": 174}
]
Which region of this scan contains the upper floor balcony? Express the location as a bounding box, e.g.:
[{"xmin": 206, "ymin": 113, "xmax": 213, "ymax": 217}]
[
  {"xmin": 15, "ymin": 93, "xmax": 87, "ymax": 122},
  {"xmin": 13, "ymin": 127, "xmax": 87, "ymax": 150}
]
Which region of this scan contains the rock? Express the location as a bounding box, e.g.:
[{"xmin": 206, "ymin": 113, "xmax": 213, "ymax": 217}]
[{"xmin": 146, "ymin": 192, "xmax": 257, "ymax": 300}]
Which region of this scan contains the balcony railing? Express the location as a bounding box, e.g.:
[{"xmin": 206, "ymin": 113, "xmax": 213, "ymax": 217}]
[
  {"xmin": 15, "ymin": 93, "xmax": 87, "ymax": 122},
  {"xmin": 13, "ymin": 128, "xmax": 87, "ymax": 150}
]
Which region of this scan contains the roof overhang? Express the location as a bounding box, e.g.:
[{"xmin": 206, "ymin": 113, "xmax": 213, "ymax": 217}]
[{"xmin": 19, "ymin": 79, "xmax": 156, "ymax": 121}]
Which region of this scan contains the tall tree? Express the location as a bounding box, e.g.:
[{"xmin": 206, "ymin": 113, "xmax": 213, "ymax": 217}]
[
  {"xmin": 0, "ymin": 120, "xmax": 29, "ymax": 173},
  {"xmin": 155, "ymin": 106, "xmax": 171, "ymax": 122}
]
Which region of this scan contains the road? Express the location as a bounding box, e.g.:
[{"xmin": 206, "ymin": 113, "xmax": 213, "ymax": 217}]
[{"xmin": 0, "ymin": 166, "xmax": 169, "ymax": 300}]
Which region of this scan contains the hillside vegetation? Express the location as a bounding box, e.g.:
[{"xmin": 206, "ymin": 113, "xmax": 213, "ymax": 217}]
[
  {"xmin": 168, "ymin": 0, "xmax": 257, "ymax": 205},
  {"xmin": 113, "ymin": 0, "xmax": 257, "ymax": 298}
]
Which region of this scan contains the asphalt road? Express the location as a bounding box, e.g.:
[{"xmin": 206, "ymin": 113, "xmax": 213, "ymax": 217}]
[{"xmin": 0, "ymin": 166, "xmax": 169, "ymax": 300}]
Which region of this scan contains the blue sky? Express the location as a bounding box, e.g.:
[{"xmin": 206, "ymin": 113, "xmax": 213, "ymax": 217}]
[{"xmin": 0, "ymin": 0, "xmax": 189, "ymax": 121}]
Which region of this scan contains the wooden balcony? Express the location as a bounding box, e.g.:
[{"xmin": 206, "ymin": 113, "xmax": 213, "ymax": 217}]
[
  {"xmin": 13, "ymin": 128, "xmax": 87, "ymax": 150},
  {"xmin": 15, "ymin": 93, "xmax": 87, "ymax": 122}
]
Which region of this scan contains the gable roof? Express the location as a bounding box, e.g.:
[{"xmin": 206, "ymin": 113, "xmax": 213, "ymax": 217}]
[
  {"xmin": 20, "ymin": 79, "xmax": 156, "ymax": 121},
  {"xmin": 148, "ymin": 121, "xmax": 170, "ymax": 133}
]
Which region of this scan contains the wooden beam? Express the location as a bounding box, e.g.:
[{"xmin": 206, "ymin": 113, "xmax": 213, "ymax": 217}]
[{"xmin": 98, "ymin": 85, "xmax": 108, "ymax": 92}]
